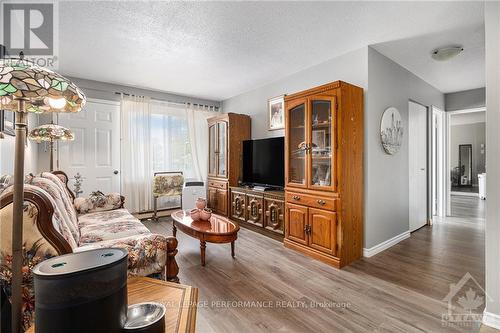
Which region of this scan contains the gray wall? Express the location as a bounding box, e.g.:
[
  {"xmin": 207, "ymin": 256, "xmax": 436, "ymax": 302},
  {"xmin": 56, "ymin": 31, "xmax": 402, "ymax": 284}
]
[
  {"xmin": 0, "ymin": 113, "xmax": 39, "ymax": 175},
  {"xmin": 222, "ymin": 47, "xmax": 368, "ymax": 139},
  {"xmin": 485, "ymin": 1, "xmax": 500, "ymax": 323},
  {"xmin": 445, "ymin": 87, "xmax": 485, "ymax": 111},
  {"xmin": 365, "ymin": 47, "xmax": 444, "ymax": 248},
  {"xmin": 450, "ymin": 123, "xmax": 486, "ymax": 186}
]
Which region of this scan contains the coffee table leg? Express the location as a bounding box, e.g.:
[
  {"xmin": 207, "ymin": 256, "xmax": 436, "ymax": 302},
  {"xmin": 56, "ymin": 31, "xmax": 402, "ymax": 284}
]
[
  {"xmin": 200, "ymin": 241, "xmax": 206, "ymax": 266},
  {"xmin": 231, "ymin": 241, "xmax": 235, "ymax": 258},
  {"xmin": 172, "ymin": 224, "xmax": 177, "ymax": 237}
]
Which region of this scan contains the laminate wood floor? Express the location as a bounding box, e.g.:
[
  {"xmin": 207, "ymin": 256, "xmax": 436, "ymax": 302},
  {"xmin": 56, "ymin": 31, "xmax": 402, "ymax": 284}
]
[
  {"xmin": 451, "ymin": 195, "xmax": 485, "ymax": 218},
  {"xmin": 143, "ymin": 216, "xmax": 486, "ymax": 333}
]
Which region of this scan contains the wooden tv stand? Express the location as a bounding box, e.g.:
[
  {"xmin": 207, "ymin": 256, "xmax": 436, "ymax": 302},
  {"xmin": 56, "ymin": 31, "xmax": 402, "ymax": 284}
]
[{"xmin": 229, "ymin": 186, "xmax": 285, "ymax": 241}]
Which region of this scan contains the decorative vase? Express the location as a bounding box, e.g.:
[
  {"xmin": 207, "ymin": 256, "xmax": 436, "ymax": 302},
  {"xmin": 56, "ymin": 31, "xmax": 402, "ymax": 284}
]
[
  {"xmin": 200, "ymin": 208, "xmax": 212, "ymax": 221},
  {"xmin": 195, "ymin": 198, "xmax": 207, "ymax": 210},
  {"xmin": 190, "ymin": 208, "xmax": 201, "ymax": 221}
]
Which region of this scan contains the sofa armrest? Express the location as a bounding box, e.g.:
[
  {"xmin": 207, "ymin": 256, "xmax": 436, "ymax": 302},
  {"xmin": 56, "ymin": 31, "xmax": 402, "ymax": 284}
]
[
  {"xmin": 0, "ymin": 186, "xmax": 73, "ymax": 255},
  {"xmin": 74, "ymin": 192, "xmax": 124, "ymax": 214}
]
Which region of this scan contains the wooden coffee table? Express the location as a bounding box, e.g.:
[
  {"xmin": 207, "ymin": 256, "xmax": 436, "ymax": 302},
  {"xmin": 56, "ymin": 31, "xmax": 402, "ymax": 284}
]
[{"xmin": 171, "ymin": 210, "xmax": 239, "ymax": 266}]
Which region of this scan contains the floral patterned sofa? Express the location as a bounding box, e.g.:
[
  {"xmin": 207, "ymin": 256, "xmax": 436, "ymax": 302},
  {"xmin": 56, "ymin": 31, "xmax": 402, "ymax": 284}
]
[{"xmin": 0, "ymin": 171, "xmax": 179, "ymax": 330}]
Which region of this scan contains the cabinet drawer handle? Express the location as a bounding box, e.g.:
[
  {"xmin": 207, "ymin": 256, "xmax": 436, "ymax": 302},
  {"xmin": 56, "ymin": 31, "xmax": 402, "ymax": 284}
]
[
  {"xmin": 292, "ymin": 195, "xmax": 301, "ymax": 201},
  {"xmin": 317, "ymin": 199, "xmax": 326, "ymax": 205}
]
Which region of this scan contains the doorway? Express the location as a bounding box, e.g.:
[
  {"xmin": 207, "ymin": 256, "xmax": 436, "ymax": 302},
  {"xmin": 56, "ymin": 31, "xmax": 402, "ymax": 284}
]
[
  {"xmin": 408, "ymin": 101, "xmax": 428, "ymax": 232},
  {"xmin": 445, "ymin": 108, "xmax": 486, "ymax": 218},
  {"xmin": 57, "ymin": 98, "xmax": 121, "ymax": 197},
  {"xmin": 431, "ymin": 107, "xmax": 445, "ymax": 218}
]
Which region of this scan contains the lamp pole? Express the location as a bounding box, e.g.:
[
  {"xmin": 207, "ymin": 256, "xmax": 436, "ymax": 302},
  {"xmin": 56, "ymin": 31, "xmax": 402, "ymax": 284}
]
[
  {"xmin": 50, "ymin": 138, "xmax": 54, "ymax": 172},
  {"xmin": 11, "ymin": 97, "xmax": 27, "ymax": 333}
]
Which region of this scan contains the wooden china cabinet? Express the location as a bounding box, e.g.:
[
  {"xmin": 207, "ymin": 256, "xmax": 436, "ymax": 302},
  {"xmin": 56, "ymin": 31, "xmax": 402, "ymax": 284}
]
[
  {"xmin": 207, "ymin": 113, "xmax": 251, "ymax": 216},
  {"xmin": 284, "ymin": 81, "xmax": 363, "ymax": 268}
]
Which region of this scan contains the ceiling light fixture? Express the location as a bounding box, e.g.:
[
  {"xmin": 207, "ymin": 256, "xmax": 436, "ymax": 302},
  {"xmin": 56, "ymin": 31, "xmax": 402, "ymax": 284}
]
[{"xmin": 431, "ymin": 46, "xmax": 464, "ymax": 61}]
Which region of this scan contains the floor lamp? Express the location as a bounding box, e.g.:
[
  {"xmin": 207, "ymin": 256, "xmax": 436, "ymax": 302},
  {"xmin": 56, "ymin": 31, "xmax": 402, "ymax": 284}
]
[
  {"xmin": 0, "ymin": 54, "xmax": 86, "ymax": 333},
  {"xmin": 29, "ymin": 123, "xmax": 75, "ymax": 171}
]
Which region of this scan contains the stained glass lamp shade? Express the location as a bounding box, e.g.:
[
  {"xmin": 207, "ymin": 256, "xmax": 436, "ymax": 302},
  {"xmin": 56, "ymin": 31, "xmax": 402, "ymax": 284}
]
[
  {"xmin": 29, "ymin": 123, "xmax": 75, "ymax": 142},
  {"xmin": 0, "ymin": 55, "xmax": 86, "ymax": 333},
  {"xmin": 0, "ymin": 57, "xmax": 86, "ymax": 113},
  {"xmin": 29, "ymin": 124, "xmax": 75, "ymax": 172}
]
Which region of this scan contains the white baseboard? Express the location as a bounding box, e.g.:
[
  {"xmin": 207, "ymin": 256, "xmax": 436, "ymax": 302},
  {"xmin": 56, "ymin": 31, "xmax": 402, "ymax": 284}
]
[
  {"xmin": 483, "ymin": 311, "xmax": 500, "ymax": 330},
  {"xmin": 363, "ymin": 231, "xmax": 410, "ymax": 258}
]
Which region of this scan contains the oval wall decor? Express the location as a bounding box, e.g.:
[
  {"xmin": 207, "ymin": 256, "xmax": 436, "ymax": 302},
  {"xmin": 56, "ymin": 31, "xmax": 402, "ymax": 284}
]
[{"xmin": 380, "ymin": 107, "xmax": 404, "ymax": 155}]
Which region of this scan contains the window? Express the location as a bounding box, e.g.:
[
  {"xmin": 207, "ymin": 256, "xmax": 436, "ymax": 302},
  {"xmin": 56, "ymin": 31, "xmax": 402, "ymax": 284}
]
[{"xmin": 150, "ymin": 102, "xmax": 194, "ymax": 208}]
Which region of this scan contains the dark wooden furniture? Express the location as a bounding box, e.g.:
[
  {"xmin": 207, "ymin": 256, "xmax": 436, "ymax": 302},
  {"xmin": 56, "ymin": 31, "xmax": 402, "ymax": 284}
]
[
  {"xmin": 28, "ymin": 276, "xmax": 198, "ymax": 333},
  {"xmin": 284, "ymin": 81, "xmax": 364, "ymax": 268},
  {"xmin": 230, "ymin": 186, "xmax": 285, "ymax": 240},
  {"xmin": 171, "ymin": 210, "xmax": 240, "ymax": 266},
  {"xmin": 207, "ymin": 113, "xmax": 251, "ymax": 216}
]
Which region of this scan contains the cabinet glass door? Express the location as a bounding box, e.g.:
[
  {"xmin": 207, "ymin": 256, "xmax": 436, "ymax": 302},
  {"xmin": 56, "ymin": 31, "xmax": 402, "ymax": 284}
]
[
  {"xmin": 217, "ymin": 121, "xmax": 227, "ymax": 177},
  {"xmin": 309, "ymin": 97, "xmax": 335, "ymax": 191},
  {"xmin": 287, "ymin": 101, "xmax": 307, "ymax": 187},
  {"xmin": 208, "ymin": 124, "xmax": 217, "ymax": 176}
]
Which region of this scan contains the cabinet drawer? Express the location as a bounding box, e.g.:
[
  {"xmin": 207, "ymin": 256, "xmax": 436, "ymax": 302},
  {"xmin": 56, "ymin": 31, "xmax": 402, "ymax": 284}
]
[
  {"xmin": 286, "ymin": 192, "xmax": 336, "ymax": 210},
  {"xmin": 208, "ymin": 180, "xmax": 228, "ymax": 190}
]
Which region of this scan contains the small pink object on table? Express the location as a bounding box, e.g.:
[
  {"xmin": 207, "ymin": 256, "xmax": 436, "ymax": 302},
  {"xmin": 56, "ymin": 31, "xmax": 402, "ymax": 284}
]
[
  {"xmin": 200, "ymin": 208, "xmax": 212, "ymax": 221},
  {"xmin": 190, "ymin": 208, "xmax": 201, "ymax": 220},
  {"xmin": 196, "ymin": 198, "xmax": 207, "ymax": 210}
]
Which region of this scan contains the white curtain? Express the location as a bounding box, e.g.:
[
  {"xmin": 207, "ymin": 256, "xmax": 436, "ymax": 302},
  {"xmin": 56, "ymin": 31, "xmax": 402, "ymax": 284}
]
[
  {"xmin": 120, "ymin": 95, "xmax": 152, "ymax": 213},
  {"xmin": 186, "ymin": 105, "xmax": 218, "ymax": 181},
  {"xmin": 120, "ymin": 96, "xmax": 219, "ymax": 213}
]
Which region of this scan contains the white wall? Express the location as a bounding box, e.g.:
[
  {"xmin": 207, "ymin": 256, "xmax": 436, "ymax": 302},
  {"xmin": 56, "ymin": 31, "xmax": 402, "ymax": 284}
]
[
  {"xmin": 450, "ymin": 122, "xmax": 485, "ymax": 186},
  {"xmin": 0, "ymin": 113, "xmax": 39, "ymax": 176},
  {"xmin": 222, "ymin": 47, "xmax": 368, "ymax": 139},
  {"xmin": 364, "ymin": 47, "xmax": 444, "ymax": 248},
  {"xmin": 484, "ymin": 1, "xmax": 500, "ymax": 329}
]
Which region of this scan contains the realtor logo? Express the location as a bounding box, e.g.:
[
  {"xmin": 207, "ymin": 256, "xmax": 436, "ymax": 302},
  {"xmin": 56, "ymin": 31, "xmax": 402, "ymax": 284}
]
[
  {"xmin": 0, "ymin": 1, "xmax": 58, "ymax": 68},
  {"xmin": 442, "ymin": 272, "xmax": 491, "ymax": 327}
]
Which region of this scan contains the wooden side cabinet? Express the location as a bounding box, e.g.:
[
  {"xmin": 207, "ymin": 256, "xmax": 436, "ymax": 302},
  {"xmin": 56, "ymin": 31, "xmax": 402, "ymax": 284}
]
[
  {"xmin": 231, "ymin": 189, "xmax": 247, "ymax": 222},
  {"xmin": 246, "ymin": 193, "xmax": 264, "ymax": 227},
  {"xmin": 207, "ymin": 113, "xmax": 250, "ymax": 217},
  {"xmin": 264, "ymin": 198, "xmax": 284, "ymax": 234},
  {"xmin": 286, "ymin": 203, "xmax": 308, "ymax": 245},
  {"xmin": 230, "ymin": 187, "xmax": 285, "ymax": 240},
  {"xmin": 284, "ymin": 81, "xmax": 363, "ymax": 268}
]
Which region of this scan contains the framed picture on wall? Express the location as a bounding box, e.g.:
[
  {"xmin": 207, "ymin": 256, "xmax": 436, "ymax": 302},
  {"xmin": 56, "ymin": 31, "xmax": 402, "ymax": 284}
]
[
  {"xmin": 0, "ymin": 110, "xmax": 15, "ymax": 136},
  {"xmin": 268, "ymin": 95, "xmax": 285, "ymax": 130}
]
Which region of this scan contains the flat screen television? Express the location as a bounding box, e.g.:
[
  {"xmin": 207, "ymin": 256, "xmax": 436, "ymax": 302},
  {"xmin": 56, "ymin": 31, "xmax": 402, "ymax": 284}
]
[{"xmin": 242, "ymin": 137, "xmax": 284, "ymax": 188}]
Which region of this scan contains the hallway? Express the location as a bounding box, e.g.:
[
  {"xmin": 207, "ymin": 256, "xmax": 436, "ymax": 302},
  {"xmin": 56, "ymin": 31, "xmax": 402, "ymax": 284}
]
[{"xmin": 451, "ymin": 195, "xmax": 486, "ymax": 218}]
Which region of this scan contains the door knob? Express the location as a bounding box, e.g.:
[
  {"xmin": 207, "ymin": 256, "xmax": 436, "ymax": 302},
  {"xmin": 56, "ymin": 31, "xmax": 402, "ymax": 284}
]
[{"xmin": 113, "ymin": 170, "xmax": 119, "ymax": 175}]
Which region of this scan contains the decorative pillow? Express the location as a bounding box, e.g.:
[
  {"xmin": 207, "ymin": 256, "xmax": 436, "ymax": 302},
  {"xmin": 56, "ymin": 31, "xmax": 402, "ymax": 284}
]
[{"xmin": 74, "ymin": 191, "xmax": 123, "ymax": 214}]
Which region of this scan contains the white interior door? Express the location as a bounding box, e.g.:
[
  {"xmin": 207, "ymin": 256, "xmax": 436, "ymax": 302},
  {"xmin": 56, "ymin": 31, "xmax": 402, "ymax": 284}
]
[
  {"xmin": 57, "ymin": 99, "xmax": 121, "ymax": 196},
  {"xmin": 409, "ymin": 101, "xmax": 428, "ymax": 232}
]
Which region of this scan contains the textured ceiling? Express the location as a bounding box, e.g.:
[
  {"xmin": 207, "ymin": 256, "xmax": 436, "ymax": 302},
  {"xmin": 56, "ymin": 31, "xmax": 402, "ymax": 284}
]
[{"xmin": 58, "ymin": 1, "xmax": 484, "ymax": 100}]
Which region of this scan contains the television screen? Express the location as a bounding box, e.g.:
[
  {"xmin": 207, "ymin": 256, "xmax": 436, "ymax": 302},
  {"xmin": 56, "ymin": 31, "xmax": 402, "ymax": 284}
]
[{"xmin": 242, "ymin": 137, "xmax": 284, "ymax": 188}]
